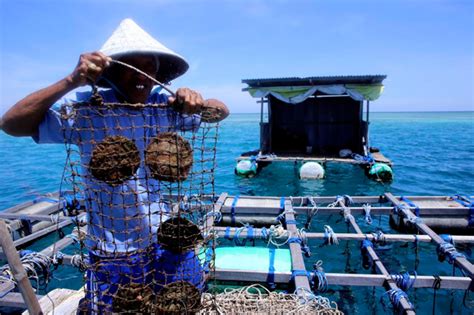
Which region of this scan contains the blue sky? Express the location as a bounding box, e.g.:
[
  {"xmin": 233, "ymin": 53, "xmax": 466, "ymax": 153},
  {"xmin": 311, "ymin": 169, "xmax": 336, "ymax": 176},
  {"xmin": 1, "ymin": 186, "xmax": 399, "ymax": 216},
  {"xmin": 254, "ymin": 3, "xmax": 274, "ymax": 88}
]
[{"xmin": 0, "ymin": 0, "xmax": 472, "ymax": 115}]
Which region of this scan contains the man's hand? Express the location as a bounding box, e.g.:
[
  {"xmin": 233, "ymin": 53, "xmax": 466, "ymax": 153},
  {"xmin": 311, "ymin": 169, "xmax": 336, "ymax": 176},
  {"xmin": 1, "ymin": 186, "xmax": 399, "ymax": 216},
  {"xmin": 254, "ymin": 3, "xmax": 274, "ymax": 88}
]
[
  {"xmin": 168, "ymin": 88, "xmax": 204, "ymax": 115},
  {"xmin": 68, "ymin": 52, "xmax": 111, "ymax": 87}
]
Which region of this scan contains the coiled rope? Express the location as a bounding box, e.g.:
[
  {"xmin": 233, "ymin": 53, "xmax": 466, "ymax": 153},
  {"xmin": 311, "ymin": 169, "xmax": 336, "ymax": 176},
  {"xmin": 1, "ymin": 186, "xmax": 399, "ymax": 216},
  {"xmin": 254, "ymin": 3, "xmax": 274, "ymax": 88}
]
[{"xmin": 323, "ymin": 225, "xmax": 339, "ymax": 246}]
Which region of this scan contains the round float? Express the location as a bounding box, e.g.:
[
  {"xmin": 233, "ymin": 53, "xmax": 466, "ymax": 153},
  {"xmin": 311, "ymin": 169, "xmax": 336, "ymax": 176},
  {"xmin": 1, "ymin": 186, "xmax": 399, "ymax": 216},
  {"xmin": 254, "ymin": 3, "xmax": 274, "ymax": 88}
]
[
  {"xmin": 367, "ymin": 163, "xmax": 393, "ymax": 182},
  {"xmin": 299, "ymin": 162, "xmax": 325, "ymax": 179},
  {"xmin": 235, "ymin": 159, "xmax": 257, "ymax": 177}
]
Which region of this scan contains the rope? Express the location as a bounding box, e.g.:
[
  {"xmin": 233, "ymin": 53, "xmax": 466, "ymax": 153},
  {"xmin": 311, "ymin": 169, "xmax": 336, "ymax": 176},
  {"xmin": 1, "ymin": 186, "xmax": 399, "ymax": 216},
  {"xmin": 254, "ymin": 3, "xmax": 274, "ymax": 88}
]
[
  {"xmin": 70, "ymin": 254, "xmax": 87, "ymax": 272},
  {"xmin": 381, "ymin": 288, "xmax": 414, "ymax": 313},
  {"xmin": 200, "ymin": 284, "xmax": 342, "ymax": 314},
  {"xmin": 110, "ymin": 59, "xmax": 176, "ymax": 96},
  {"xmin": 305, "ymin": 196, "xmax": 319, "ymax": 229},
  {"xmin": 371, "ymin": 230, "xmax": 386, "ymax": 245},
  {"xmin": 437, "ymin": 242, "xmax": 465, "ymax": 264},
  {"xmin": 400, "ymin": 196, "xmax": 420, "ymax": 217},
  {"xmin": 450, "ymin": 194, "xmax": 474, "ymax": 227},
  {"xmin": 312, "ymin": 260, "xmax": 328, "ymax": 293},
  {"xmin": 230, "ymin": 195, "xmax": 239, "ymax": 226},
  {"xmin": 323, "ymin": 225, "xmax": 339, "ymax": 246},
  {"xmin": 267, "ymin": 225, "xmax": 291, "ymax": 247},
  {"xmin": 363, "ymin": 203, "xmax": 373, "ymax": 225},
  {"xmin": 0, "ymin": 251, "xmax": 57, "ymax": 291},
  {"xmin": 391, "ymin": 271, "xmax": 417, "ymax": 291},
  {"xmin": 266, "ymin": 248, "xmax": 276, "ymax": 289},
  {"xmin": 288, "ymin": 229, "xmax": 311, "ymax": 257},
  {"xmin": 440, "ymin": 234, "xmax": 455, "ymax": 246},
  {"xmin": 360, "ymin": 239, "xmax": 374, "ymax": 270},
  {"xmin": 432, "ymin": 275, "xmax": 442, "ymax": 315}
]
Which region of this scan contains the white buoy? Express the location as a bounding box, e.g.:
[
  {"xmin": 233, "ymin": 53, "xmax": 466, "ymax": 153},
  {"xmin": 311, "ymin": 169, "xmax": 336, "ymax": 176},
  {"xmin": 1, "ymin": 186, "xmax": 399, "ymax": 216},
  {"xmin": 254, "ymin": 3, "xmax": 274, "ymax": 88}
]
[
  {"xmin": 235, "ymin": 160, "xmax": 258, "ymax": 177},
  {"xmin": 299, "ymin": 162, "xmax": 325, "ymax": 179}
]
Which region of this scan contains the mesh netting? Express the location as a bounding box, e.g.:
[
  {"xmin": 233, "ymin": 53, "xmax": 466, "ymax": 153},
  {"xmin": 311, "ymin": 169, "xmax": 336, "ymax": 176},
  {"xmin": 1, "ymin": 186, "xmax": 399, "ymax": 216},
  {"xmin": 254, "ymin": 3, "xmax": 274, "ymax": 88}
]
[{"xmin": 60, "ymin": 89, "xmax": 219, "ymax": 313}]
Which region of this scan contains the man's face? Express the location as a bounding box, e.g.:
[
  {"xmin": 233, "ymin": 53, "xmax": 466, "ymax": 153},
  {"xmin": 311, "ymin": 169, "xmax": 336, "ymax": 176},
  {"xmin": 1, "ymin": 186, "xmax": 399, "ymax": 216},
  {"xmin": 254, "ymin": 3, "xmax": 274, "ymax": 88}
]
[{"xmin": 113, "ymin": 54, "xmax": 158, "ymax": 104}]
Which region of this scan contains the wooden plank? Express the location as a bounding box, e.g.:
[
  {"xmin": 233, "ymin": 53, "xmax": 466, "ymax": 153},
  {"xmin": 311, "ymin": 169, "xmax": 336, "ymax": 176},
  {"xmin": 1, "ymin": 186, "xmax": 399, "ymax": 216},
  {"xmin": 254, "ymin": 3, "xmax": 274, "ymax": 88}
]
[
  {"xmin": 12, "ymin": 214, "xmax": 84, "ymax": 248},
  {"xmin": 0, "ymin": 292, "xmax": 43, "ymax": 309},
  {"xmin": 22, "ymin": 288, "xmax": 79, "ymax": 315},
  {"xmin": 0, "ymin": 213, "xmax": 74, "ymax": 222},
  {"xmin": 222, "ymin": 197, "xmax": 282, "ymax": 215},
  {"xmin": 7, "ymin": 203, "xmax": 64, "ymax": 232},
  {"xmin": 385, "ymin": 193, "xmax": 474, "ymax": 280},
  {"xmin": 284, "ymin": 200, "xmax": 311, "ymax": 293}
]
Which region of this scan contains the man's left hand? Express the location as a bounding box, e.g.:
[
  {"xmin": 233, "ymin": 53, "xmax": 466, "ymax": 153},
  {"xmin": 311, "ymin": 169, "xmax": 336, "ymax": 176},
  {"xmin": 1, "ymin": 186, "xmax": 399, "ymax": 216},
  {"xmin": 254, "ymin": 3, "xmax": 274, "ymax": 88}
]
[{"xmin": 168, "ymin": 88, "xmax": 204, "ymax": 115}]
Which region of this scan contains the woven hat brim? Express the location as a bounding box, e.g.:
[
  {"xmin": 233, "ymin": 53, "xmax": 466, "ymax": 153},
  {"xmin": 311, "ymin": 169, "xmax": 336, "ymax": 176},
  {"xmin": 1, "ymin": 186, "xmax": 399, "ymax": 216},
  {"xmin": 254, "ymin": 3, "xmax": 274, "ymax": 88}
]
[{"xmin": 96, "ymin": 50, "xmax": 189, "ymax": 88}]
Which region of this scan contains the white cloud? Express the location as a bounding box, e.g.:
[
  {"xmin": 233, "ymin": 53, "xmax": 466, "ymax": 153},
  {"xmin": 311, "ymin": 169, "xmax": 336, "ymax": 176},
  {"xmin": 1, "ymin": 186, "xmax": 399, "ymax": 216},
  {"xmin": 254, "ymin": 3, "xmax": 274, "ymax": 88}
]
[{"xmin": 0, "ymin": 53, "xmax": 71, "ymax": 116}]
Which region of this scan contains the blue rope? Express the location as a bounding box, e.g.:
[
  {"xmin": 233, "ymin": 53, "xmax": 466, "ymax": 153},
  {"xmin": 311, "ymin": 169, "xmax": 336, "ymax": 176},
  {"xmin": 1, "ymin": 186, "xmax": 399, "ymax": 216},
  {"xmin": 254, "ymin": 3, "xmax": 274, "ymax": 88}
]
[
  {"xmin": 285, "ymin": 220, "xmax": 297, "ymax": 225},
  {"xmin": 267, "ymin": 248, "xmax": 276, "ymax": 289},
  {"xmin": 411, "ymin": 235, "xmax": 419, "ymax": 249},
  {"xmin": 352, "ymin": 153, "xmax": 375, "ymax": 165},
  {"xmin": 437, "ymin": 242, "xmax": 465, "ymax": 264},
  {"xmin": 451, "ymin": 195, "xmax": 474, "ymax": 226},
  {"xmin": 247, "ymin": 225, "xmax": 254, "ymax": 242},
  {"xmin": 289, "ymin": 236, "xmax": 311, "ymax": 257},
  {"xmin": 280, "ymin": 197, "xmax": 285, "ymax": 211},
  {"xmin": 440, "ymin": 234, "xmax": 454, "ymax": 245},
  {"xmin": 19, "ymin": 249, "xmax": 35, "ymax": 257},
  {"xmin": 231, "ymin": 195, "xmax": 239, "ymax": 225},
  {"xmin": 234, "ymin": 226, "xmax": 246, "ymax": 246},
  {"xmin": 260, "ymin": 227, "xmax": 269, "ymax": 241},
  {"xmin": 361, "ymin": 239, "xmax": 374, "ymax": 270},
  {"xmin": 224, "ymin": 226, "xmax": 231, "ymax": 240},
  {"xmin": 400, "ymin": 196, "xmax": 420, "ymax": 217},
  {"xmin": 382, "ymin": 288, "xmax": 413, "ymax": 312},
  {"xmin": 291, "ymin": 269, "xmax": 311, "ymax": 283},
  {"xmin": 391, "ymin": 271, "xmax": 417, "ymax": 291}
]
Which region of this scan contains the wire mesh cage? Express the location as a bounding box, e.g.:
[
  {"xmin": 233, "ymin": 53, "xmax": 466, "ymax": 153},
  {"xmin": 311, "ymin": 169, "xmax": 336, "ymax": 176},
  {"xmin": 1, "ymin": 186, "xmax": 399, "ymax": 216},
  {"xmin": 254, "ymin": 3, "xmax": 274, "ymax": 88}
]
[{"xmin": 59, "ymin": 88, "xmax": 219, "ymax": 313}]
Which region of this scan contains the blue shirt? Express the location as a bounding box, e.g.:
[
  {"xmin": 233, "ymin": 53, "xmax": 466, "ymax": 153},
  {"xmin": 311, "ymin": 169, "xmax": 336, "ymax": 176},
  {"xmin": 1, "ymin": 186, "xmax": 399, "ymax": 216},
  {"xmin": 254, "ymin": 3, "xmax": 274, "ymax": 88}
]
[{"xmin": 34, "ymin": 88, "xmax": 201, "ymax": 255}]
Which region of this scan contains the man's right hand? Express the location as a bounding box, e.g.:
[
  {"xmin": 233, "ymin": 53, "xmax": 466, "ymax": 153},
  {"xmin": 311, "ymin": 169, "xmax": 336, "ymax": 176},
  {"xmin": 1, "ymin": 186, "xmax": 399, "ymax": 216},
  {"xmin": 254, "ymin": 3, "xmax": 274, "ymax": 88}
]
[{"xmin": 68, "ymin": 52, "xmax": 111, "ymax": 87}]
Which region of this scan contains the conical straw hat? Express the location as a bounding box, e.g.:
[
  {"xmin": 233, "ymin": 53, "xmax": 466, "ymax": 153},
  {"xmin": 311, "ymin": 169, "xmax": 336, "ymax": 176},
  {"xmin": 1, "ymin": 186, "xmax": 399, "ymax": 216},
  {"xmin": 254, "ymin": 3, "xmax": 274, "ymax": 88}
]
[{"xmin": 98, "ymin": 18, "xmax": 188, "ymax": 86}]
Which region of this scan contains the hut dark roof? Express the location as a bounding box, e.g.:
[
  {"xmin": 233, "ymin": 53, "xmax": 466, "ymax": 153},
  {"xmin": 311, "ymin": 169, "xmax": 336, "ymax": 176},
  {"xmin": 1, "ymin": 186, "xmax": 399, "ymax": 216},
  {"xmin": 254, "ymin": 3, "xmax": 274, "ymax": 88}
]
[{"xmin": 242, "ymin": 75, "xmax": 387, "ymax": 88}]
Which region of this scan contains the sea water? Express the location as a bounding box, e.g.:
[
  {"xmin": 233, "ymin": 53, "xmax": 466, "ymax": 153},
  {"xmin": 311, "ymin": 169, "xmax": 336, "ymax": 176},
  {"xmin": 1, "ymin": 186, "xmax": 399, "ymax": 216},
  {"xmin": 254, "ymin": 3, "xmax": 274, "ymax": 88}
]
[{"xmin": 0, "ymin": 112, "xmax": 473, "ymax": 314}]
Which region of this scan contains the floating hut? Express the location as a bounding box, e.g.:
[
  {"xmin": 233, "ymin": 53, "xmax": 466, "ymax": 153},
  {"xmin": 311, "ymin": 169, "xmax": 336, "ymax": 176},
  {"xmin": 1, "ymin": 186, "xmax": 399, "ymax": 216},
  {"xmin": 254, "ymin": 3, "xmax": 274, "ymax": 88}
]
[{"xmin": 237, "ymin": 75, "xmax": 393, "ymax": 180}]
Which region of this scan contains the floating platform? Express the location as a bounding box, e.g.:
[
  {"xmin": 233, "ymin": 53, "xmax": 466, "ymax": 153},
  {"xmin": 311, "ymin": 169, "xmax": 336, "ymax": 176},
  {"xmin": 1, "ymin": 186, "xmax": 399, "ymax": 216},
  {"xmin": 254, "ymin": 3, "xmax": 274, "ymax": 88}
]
[
  {"xmin": 1, "ymin": 192, "xmax": 473, "ymax": 314},
  {"xmin": 238, "ymin": 150, "xmax": 392, "ymax": 166}
]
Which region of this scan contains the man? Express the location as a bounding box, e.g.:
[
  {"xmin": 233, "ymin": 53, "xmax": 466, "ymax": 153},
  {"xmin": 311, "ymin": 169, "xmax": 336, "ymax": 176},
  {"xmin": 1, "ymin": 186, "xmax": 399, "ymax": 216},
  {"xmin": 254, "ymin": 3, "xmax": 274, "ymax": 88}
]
[{"xmin": 2, "ymin": 19, "xmax": 228, "ymax": 312}]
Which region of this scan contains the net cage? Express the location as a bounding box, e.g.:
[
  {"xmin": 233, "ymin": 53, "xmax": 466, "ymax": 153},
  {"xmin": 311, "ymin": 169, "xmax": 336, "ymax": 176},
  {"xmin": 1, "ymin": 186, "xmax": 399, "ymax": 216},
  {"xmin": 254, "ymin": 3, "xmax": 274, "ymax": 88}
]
[{"xmin": 59, "ymin": 88, "xmax": 220, "ymax": 314}]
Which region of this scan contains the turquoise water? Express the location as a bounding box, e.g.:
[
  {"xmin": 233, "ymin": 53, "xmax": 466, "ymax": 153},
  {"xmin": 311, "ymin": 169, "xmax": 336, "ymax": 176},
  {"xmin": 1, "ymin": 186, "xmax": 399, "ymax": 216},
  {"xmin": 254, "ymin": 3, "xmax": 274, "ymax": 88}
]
[{"xmin": 0, "ymin": 112, "xmax": 473, "ymax": 314}]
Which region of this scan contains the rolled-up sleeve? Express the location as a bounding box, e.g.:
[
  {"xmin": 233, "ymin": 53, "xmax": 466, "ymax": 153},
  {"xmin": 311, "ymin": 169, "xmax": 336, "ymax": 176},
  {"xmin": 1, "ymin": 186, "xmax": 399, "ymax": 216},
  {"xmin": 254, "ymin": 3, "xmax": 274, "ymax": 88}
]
[{"xmin": 32, "ymin": 101, "xmax": 76, "ymax": 144}]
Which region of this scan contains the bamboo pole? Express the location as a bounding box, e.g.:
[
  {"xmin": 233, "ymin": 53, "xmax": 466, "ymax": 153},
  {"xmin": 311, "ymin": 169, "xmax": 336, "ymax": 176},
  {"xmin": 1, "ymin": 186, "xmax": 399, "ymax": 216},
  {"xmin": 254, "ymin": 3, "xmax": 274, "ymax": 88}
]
[
  {"xmin": 284, "ymin": 200, "xmax": 312, "ymax": 294},
  {"xmin": 337, "ymin": 199, "xmax": 415, "ymax": 315},
  {"xmin": 385, "ymin": 193, "xmax": 474, "ymax": 279},
  {"xmin": 0, "ymin": 220, "xmax": 43, "ymax": 315},
  {"xmin": 212, "ymin": 227, "xmax": 474, "ymax": 244}
]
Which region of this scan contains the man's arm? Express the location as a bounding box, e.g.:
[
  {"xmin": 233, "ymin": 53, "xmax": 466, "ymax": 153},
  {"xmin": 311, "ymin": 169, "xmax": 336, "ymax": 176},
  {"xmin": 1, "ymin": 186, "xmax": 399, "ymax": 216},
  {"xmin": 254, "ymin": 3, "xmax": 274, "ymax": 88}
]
[
  {"xmin": 168, "ymin": 88, "xmax": 229, "ymax": 123},
  {"xmin": 1, "ymin": 52, "xmax": 110, "ymax": 137}
]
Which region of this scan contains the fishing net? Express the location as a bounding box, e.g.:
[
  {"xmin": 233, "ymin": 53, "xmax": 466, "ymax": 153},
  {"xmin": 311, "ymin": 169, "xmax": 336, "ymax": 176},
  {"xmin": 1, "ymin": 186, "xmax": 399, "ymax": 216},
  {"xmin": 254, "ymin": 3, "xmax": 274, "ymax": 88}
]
[{"xmin": 59, "ymin": 86, "xmax": 220, "ymax": 314}]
